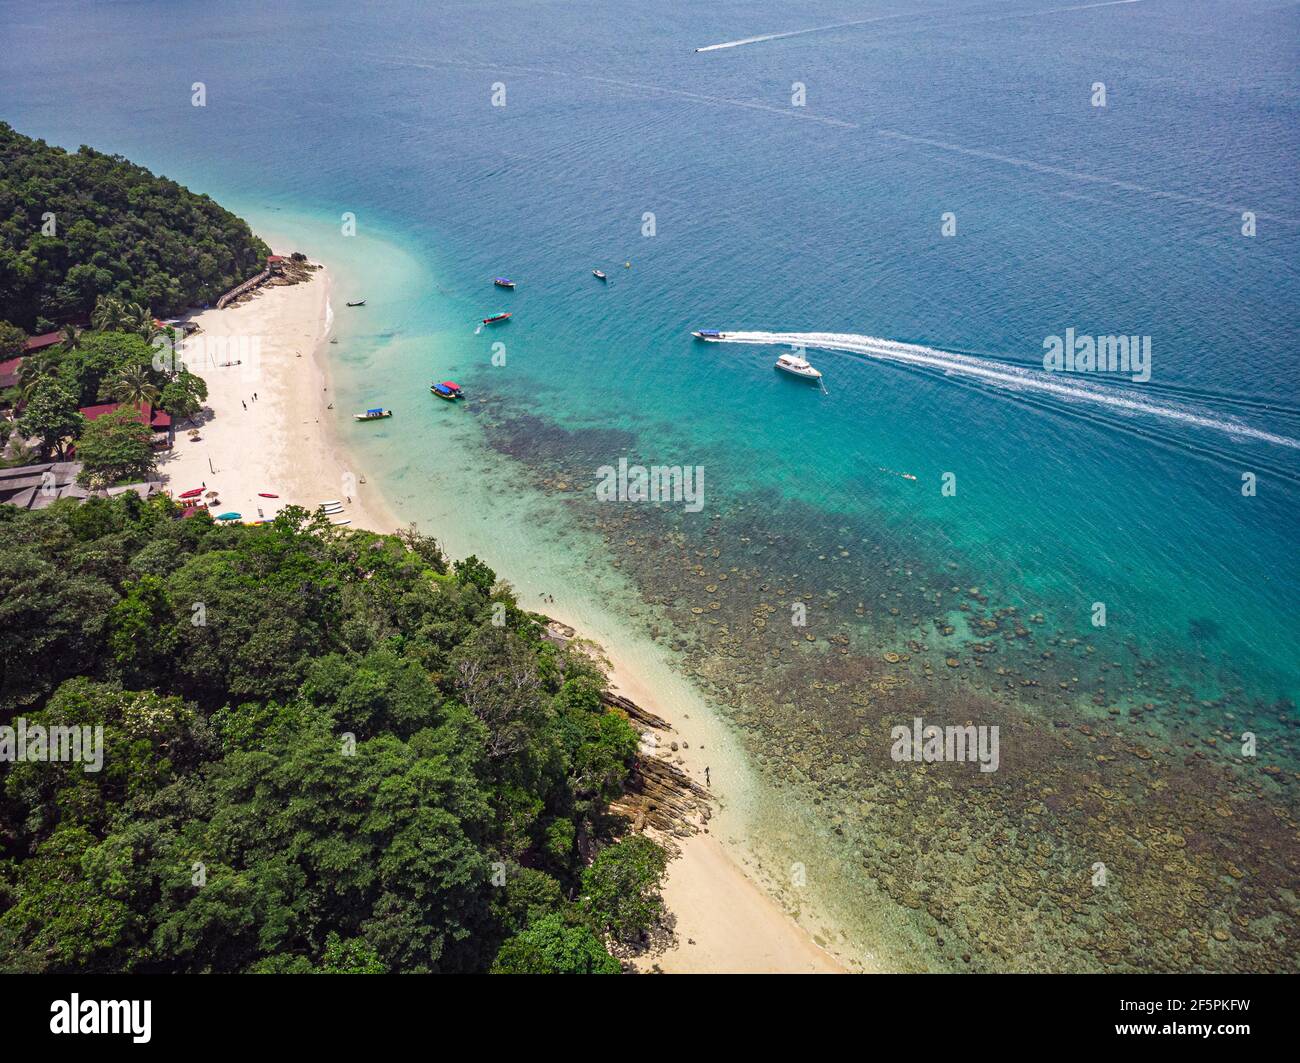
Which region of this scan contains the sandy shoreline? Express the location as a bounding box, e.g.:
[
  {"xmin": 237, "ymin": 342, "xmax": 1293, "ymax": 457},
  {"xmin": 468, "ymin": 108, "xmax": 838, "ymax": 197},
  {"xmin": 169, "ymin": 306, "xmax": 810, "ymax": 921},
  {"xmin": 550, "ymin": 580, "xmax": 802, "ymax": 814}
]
[
  {"xmin": 161, "ymin": 257, "xmax": 845, "ymax": 975},
  {"xmin": 158, "ymin": 263, "xmax": 398, "ymax": 533}
]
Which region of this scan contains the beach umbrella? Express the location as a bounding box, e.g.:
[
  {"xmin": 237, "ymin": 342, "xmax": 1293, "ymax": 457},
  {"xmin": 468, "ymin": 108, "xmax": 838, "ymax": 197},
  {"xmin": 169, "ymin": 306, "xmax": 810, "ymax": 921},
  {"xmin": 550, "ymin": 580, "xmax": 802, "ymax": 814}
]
[
  {"xmin": 216, "ymin": 512, "xmax": 241, "ymax": 521},
  {"xmin": 205, "ymin": 490, "xmax": 219, "ymax": 498}
]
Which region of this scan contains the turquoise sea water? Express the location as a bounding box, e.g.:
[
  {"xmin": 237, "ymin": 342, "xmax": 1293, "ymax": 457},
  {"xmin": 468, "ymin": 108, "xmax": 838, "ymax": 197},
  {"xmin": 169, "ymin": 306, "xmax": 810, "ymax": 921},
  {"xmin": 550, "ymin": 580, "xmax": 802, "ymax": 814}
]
[{"xmin": 3, "ymin": 0, "xmax": 1297, "ymax": 971}]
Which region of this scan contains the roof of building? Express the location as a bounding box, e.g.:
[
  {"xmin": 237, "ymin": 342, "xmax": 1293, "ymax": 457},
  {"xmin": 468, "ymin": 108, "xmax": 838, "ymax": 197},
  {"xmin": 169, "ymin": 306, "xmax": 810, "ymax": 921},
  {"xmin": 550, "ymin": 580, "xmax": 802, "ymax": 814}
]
[
  {"xmin": 78, "ymin": 401, "xmax": 172, "ymax": 430},
  {"xmin": 23, "ymin": 331, "xmax": 63, "ymax": 353},
  {"xmin": 0, "ymin": 356, "xmax": 22, "ymax": 389}
]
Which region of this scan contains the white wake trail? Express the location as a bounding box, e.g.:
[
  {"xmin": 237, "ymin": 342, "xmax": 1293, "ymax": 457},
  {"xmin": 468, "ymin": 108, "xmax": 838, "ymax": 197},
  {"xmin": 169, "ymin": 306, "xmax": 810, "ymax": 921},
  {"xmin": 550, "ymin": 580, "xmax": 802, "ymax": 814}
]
[
  {"xmin": 707, "ymin": 331, "xmax": 1300, "ymax": 451},
  {"xmin": 695, "ymin": 0, "xmax": 1146, "ymax": 53},
  {"xmin": 694, "ymin": 14, "xmax": 909, "ymax": 52}
]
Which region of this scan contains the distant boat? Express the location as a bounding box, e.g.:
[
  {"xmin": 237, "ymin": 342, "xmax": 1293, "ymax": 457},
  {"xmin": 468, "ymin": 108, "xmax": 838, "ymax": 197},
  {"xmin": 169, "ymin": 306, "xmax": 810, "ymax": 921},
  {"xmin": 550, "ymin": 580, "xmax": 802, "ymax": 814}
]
[
  {"xmin": 346, "ymin": 299, "xmax": 366, "ymax": 307},
  {"xmin": 692, "ymin": 329, "xmax": 723, "ymax": 340},
  {"xmin": 592, "ymin": 269, "xmax": 607, "ymax": 281},
  {"xmin": 482, "ymin": 311, "xmax": 512, "ymax": 325},
  {"xmin": 774, "ymin": 352, "xmax": 823, "ymax": 381},
  {"xmin": 258, "ymin": 492, "xmax": 279, "ymax": 498},
  {"xmin": 332, "ymin": 519, "xmax": 352, "ymax": 526},
  {"xmin": 354, "ymin": 408, "xmax": 393, "ymax": 420},
  {"xmin": 494, "ymin": 277, "xmax": 516, "ymax": 289},
  {"xmin": 320, "ymin": 500, "xmax": 341, "ymax": 507}
]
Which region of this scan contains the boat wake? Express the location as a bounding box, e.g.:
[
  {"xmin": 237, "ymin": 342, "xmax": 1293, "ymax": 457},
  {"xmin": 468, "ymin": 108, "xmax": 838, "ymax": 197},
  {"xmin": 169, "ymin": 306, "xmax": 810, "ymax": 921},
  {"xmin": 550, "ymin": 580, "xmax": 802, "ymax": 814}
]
[
  {"xmin": 694, "ymin": 1, "xmax": 1146, "ymax": 53},
  {"xmin": 705, "ymin": 330, "xmax": 1300, "ymax": 454},
  {"xmin": 694, "ymin": 14, "xmax": 910, "ymax": 52}
]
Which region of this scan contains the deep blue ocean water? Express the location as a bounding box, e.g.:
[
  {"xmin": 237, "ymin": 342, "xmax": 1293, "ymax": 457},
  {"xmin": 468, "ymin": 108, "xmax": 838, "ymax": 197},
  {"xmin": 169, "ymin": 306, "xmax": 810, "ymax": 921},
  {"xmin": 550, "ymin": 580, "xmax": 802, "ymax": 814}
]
[{"xmin": 3, "ymin": 0, "xmax": 1297, "ymax": 969}]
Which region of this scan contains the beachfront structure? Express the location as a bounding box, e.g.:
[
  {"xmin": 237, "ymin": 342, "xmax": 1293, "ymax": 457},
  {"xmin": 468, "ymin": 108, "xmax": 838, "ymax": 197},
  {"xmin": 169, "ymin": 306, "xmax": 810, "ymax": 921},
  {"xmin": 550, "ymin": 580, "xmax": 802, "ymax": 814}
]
[
  {"xmin": 78, "ymin": 401, "xmax": 173, "ymax": 448},
  {"xmin": 22, "ymin": 331, "xmax": 63, "ymax": 354},
  {"xmin": 0, "ymin": 461, "xmax": 87, "ymax": 509},
  {"xmin": 0, "ymin": 355, "xmax": 21, "ymax": 391},
  {"xmin": 0, "ymin": 460, "xmax": 165, "ymax": 511}
]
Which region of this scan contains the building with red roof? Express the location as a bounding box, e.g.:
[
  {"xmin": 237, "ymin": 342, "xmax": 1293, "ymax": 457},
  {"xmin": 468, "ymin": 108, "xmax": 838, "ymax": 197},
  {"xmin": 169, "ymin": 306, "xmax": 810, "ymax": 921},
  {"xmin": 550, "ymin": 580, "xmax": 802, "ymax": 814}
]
[
  {"xmin": 23, "ymin": 331, "xmax": 63, "ymax": 354},
  {"xmin": 78, "ymin": 401, "xmax": 173, "ymax": 445},
  {"xmin": 0, "ymin": 356, "xmax": 22, "ymax": 391}
]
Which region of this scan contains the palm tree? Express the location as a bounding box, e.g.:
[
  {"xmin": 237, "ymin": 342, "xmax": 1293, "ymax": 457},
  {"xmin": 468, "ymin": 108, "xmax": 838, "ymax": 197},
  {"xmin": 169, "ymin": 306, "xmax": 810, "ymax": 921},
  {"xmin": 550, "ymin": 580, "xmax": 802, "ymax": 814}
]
[
  {"xmin": 128, "ymin": 302, "xmax": 159, "ymax": 343},
  {"xmin": 110, "ymin": 364, "xmax": 160, "ymax": 409},
  {"xmin": 91, "ymin": 295, "xmax": 127, "ymax": 332},
  {"xmin": 16, "ymin": 350, "xmax": 63, "ymax": 403},
  {"xmin": 60, "ymin": 324, "xmax": 80, "ymax": 351}
]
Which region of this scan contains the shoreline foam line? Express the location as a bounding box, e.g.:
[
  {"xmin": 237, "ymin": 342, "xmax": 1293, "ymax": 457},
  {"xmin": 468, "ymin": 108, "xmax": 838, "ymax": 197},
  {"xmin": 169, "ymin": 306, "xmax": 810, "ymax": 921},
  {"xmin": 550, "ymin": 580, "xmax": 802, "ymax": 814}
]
[{"xmin": 704, "ymin": 330, "xmax": 1300, "ymax": 451}]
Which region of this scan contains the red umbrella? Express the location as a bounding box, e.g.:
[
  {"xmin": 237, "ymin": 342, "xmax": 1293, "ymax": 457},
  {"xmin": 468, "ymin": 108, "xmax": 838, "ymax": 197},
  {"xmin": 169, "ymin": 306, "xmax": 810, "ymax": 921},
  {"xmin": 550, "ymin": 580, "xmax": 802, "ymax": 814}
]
[{"xmin": 179, "ymin": 488, "xmax": 204, "ymax": 498}]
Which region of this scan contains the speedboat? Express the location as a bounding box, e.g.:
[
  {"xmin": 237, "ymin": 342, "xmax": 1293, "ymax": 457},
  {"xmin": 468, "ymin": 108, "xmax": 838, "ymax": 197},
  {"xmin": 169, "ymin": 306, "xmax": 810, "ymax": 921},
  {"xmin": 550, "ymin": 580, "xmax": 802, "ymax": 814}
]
[
  {"xmin": 354, "ymin": 408, "xmax": 393, "ymax": 420},
  {"xmin": 774, "ymin": 352, "xmax": 823, "ymax": 381},
  {"xmin": 482, "ymin": 311, "xmax": 512, "ymax": 324},
  {"xmin": 692, "ymin": 329, "xmax": 723, "ymax": 340},
  {"xmin": 592, "ymin": 269, "xmax": 607, "ymax": 281},
  {"xmin": 494, "ymin": 277, "xmax": 515, "ymax": 289}
]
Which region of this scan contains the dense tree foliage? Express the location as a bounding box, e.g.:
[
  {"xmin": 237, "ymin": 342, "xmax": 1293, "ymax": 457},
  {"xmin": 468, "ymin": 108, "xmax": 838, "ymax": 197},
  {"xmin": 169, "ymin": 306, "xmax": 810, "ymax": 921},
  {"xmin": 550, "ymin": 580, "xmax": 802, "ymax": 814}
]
[
  {"xmin": 0, "ymin": 122, "xmax": 270, "ymax": 330},
  {"xmin": 74, "ymin": 407, "xmax": 154, "ymax": 487},
  {"xmin": 0, "ymin": 498, "xmax": 662, "ymax": 972}
]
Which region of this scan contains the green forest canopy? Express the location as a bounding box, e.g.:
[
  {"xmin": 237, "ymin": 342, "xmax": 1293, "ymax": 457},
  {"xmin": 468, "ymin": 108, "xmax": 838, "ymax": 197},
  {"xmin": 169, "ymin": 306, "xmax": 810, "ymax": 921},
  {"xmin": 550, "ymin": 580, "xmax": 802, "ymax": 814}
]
[
  {"xmin": 0, "ymin": 499, "xmax": 664, "ymax": 973},
  {"xmin": 0, "ymin": 122, "xmax": 270, "ymax": 331}
]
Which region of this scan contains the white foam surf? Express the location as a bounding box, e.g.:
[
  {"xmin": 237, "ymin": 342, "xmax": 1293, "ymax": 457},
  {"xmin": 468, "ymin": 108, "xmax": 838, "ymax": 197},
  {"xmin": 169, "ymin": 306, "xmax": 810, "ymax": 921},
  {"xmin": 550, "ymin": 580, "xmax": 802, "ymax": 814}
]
[{"xmin": 705, "ymin": 330, "xmax": 1300, "ymax": 451}]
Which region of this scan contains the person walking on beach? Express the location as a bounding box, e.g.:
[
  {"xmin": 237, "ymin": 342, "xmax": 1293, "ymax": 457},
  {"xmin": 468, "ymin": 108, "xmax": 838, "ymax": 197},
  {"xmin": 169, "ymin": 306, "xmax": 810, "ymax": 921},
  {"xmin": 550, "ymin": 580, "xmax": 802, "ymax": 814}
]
[
  {"xmin": 705, "ymin": 766, "xmax": 710, "ymax": 787},
  {"xmin": 241, "ymin": 400, "xmax": 246, "ymax": 410}
]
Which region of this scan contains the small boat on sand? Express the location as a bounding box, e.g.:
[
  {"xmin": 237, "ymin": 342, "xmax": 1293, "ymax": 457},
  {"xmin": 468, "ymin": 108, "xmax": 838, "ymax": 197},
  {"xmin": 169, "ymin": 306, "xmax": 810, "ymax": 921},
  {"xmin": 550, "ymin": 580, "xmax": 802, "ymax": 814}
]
[
  {"xmin": 258, "ymin": 492, "xmax": 279, "ymax": 498},
  {"xmin": 332, "ymin": 519, "xmax": 352, "ymax": 526},
  {"xmin": 354, "ymin": 408, "xmax": 393, "ymax": 420},
  {"xmin": 482, "ymin": 312, "xmax": 512, "ymax": 325},
  {"xmin": 494, "ymin": 277, "xmax": 516, "ymax": 289},
  {"xmin": 346, "ymin": 300, "xmax": 366, "ymax": 307},
  {"xmin": 774, "ymin": 352, "xmax": 823, "ymax": 381},
  {"xmin": 320, "ymin": 500, "xmax": 340, "ymax": 507},
  {"xmin": 592, "ymin": 269, "xmax": 607, "ymax": 281},
  {"xmin": 692, "ymin": 329, "xmax": 723, "ymax": 340}
]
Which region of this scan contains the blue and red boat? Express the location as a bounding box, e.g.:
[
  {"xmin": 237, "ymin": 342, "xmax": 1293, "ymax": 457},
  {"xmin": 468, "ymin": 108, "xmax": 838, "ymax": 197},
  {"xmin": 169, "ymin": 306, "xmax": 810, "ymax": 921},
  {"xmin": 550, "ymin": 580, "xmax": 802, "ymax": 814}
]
[{"xmin": 431, "ymin": 381, "xmax": 464, "ymax": 401}]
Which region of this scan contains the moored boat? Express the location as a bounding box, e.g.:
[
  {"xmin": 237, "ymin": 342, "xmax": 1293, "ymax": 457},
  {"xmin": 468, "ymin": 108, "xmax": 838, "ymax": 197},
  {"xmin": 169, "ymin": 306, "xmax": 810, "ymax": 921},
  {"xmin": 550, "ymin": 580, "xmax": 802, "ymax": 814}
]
[
  {"xmin": 430, "ymin": 382, "xmax": 458, "ymax": 401},
  {"xmin": 592, "ymin": 269, "xmax": 607, "ymax": 281},
  {"xmin": 346, "ymin": 299, "xmax": 366, "ymax": 307},
  {"xmin": 494, "ymin": 277, "xmax": 516, "ymax": 289},
  {"xmin": 354, "ymin": 408, "xmax": 393, "ymax": 420},
  {"xmin": 774, "ymin": 352, "xmax": 822, "ymax": 381},
  {"xmin": 482, "ymin": 311, "xmax": 512, "ymax": 324}
]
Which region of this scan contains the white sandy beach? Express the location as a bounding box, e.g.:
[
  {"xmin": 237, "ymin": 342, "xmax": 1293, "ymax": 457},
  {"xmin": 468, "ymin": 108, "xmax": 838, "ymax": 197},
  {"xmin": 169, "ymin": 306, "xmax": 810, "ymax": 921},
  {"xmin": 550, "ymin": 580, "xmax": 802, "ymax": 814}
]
[
  {"xmin": 591, "ymin": 634, "xmax": 846, "ymax": 974},
  {"xmin": 157, "ymin": 263, "xmax": 396, "ymax": 533},
  {"xmin": 158, "ymin": 256, "xmax": 844, "ymax": 975}
]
